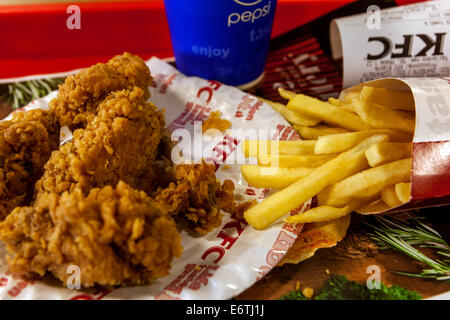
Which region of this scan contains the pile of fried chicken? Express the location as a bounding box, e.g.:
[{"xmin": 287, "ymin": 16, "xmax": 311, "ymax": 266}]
[{"xmin": 0, "ymin": 53, "xmax": 235, "ymax": 287}]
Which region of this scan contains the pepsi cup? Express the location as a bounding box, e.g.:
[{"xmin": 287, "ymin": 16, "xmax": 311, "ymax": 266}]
[{"xmin": 163, "ymin": 0, "xmax": 277, "ymax": 89}]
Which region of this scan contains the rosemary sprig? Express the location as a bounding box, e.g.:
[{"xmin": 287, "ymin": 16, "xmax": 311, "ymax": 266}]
[
  {"xmin": 365, "ymin": 214, "xmax": 450, "ymax": 281},
  {"xmin": 0, "ymin": 77, "xmax": 64, "ymax": 110}
]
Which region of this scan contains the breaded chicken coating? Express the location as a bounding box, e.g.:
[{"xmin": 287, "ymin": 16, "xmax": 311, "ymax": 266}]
[
  {"xmin": 154, "ymin": 162, "xmax": 235, "ymax": 234},
  {"xmin": 0, "ymin": 181, "xmax": 183, "ymax": 287},
  {"xmin": 35, "ymin": 87, "xmax": 164, "ymax": 197},
  {"xmin": 0, "ymin": 109, "xmax": 60, "ymax": 220},
  {"xmin": 49, "ymin": 52, "xmax": 152, "ymax": 128}
]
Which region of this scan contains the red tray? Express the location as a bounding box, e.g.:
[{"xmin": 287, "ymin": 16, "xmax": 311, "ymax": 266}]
[{"xmin": 0, "ymin": 0, "xmax": 424, "ymax": 80}]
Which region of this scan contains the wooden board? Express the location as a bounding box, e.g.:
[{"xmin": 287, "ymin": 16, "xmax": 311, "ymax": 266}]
[{"xmin": 237, "ymin": 209, "xmax": 450, "ymax": 300}]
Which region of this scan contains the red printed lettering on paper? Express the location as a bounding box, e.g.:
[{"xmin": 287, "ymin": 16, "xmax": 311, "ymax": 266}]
[
  {"xmin": 196, "ymin": 79, "xmax": 222, "ymax": 105},
  {"xmin": 156, "ymin": 211, "xmax": 248, "ymax": 298},
  {"xmin": 283, "ymin": 202, "xmax": 310, "ymax": 234},
  {"xmin": 150, "ymin": 73, "xmax": 177, "ymax": 93},
  {"xmin": 201, "ymin": 215, "xmax": 248, "ymax": 264},
  {"xmin": 283, "ymin": 220, "xmax": 304, "ymax": 234},
  {"xmin": 0, "ymin": 277, "xmax": 8, "ymax": 287},
  {"xmin": 258, "ymin": 188, "xmax": 270, "ymax": 200},
  {"xmin": 266, "ymin": 249, "xmax": 284, "ymax": 267},
  {"xmin": 159, "ymin": 74, "xmax": 177, "ymax": 94},
  {"xmin": 234, "ymin": 94, "xmax": 262, "ymax": 121},
  {"xmin": 168, "ymin": 102, "xmax": 211, "ymax": 131},
  {"xmin": 266, "ymin": 231, "xmax": 297, "ymax": 267},
  {"xmin": 256, "ymin": 266, "xmax": 271, "ymax": 281},
  {"xmin": 70, "ymin": 286, "xmax": 112, "ymax": 300},
  {"xmin": 208, "ymin": 80, "xmax": 222, "ymax": 91},
  {"xmin": 222, "ymin": 219, "xmax": 247, "ymax": 237},
  {"xmin": 164, "ymin": 263, "xmax": 196, "ymax": 295},
  {"xmin": 201, "ymin": 246, "xmax": 226, "ymax": 264},
  {"xmin": 188, "ymin": 265, "xmax": 218, "ymax": 291},
  {"xmin": 197, "ymin": 87, "xmax": 213, "ymax": 105},
  {"xmin": 212, "ymin": 134, "xmax": 239, "ymax": 162},
  {"xmin": 7, "ymin": 281, "xmax": 28, "ymax": 298},
  {"xmin": 273, "ymin": 230, "xmax": 297, "ymax": 252},
  {"xmin": 272, "ymin": 124, "xmax": 300, "ymax": 141},
  {"xmin": 217, "ymin": 231, "xmax": 237, "ymax": 249},
  {"xmin": 154, "ymin": 292, "xmax": 180, "ymax": 300},
  {"xmin": 164, "ymin": 263, "xmax": 218, "ymax": 295},
  {"xmin": 206, "ymin": 134, "xmax": 240, "ymax": 169}
]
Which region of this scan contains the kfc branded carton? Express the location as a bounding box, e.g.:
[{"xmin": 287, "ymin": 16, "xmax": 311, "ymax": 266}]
[{"xmin": 339, "ymin": 77, "xmax": 450, "ymax": 214}]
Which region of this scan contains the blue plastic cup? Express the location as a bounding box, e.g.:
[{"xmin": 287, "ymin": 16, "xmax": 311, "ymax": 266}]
[{"xmin": 163, "ymin": 0, "xmax": 277, "ymax": 89}]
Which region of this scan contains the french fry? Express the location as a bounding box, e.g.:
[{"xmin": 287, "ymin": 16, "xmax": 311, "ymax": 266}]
[
  {"xmin": 328, "ymin": 97, "xmax": 343, "ymax": 106},
  {"xmin": 395, "ymin": 182, "xmax": 411, "ymax": 203},
  {"xmin": 317, "ymin": 158, "xmax": 412, "ymax": 207},
  {"xmin": 241, "ymin": 82, "xmax": 419, "ymax": 226},
  {"xmin": 381, "ymin": 184, "xmax": 403, "ymax": 207},
  {"xmin": 259, "ymin": 97, "xmax": 321, "ymax": 126},
  {"xmin": 365, "ymin": 142, "xmax": 412, "ymax": 167},
  {"xmin": 243, "ymin": 134, "xmax": 388, "ymax": 229},
  {"xmin": 352, "ymin": 99, "xmax": 415, "ymax": 133},
  {"xmin": 360, "ymin": 86, "xmax": 415, "ymax": 111},
  {"xmin": 287, "ymin": 93, "xmax": 371, "ymax": 131},
  {"xmin": 284, "ymin": 199, "xmax": 366, "ymax": 224},
  {"xmin": 241, "ymin": 140, "xmax": 316, "ymax": 157},
  {"xmin": 356, "ymin": 199, "xmax": 390, "ymax": 214},
  {"xmin": 328, "ymin": 97, "xmax": 357, "ymax": 113},
  {"xmin": 294, "ymin": 124, "xmax": 349, "ymax": 140},
  {"xmin": 240, "ymin": 165, "xmax": 313, "ymax": 189},
  {"xmin": 341, "ymin": 89, "xmax": 361, "ymax": 103},
  {"xmin": 278, "ymin": 87, "xmax": 296, "ymax": 100},
  {"xmin": 258, "ymin": 153, "xmax": 336, "ymax": 168},
  {"xmin": 314, "ymin": 129, "xmax": 412, "ymax": 155}
]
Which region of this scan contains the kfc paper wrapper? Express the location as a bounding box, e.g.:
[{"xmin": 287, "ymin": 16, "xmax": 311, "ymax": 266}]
[
  {"xmin": 340, "ymin": 76, "xmax": 450, "ymax": 215},
  {"xmin": 0, "ymin": 57, "xmax": 310, "ymax": 300},
  {"xmin": 330, "ymin": 0, "xmax": 450, "ymax": 89}
]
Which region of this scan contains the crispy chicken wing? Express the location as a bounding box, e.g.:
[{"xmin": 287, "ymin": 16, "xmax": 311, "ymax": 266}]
[
  {"xmin": 0, "ymin": 181, "xmax": 183, "ymax": 287},
  {"xmin": 36, "ymin": 87, "xmax": 164, "ymax": 196},
  {"xmin": 0, "ymin": 109, "xmax": 59, "ymax": 220},
  {"xmin": 154, "ymin": 162, "xmax": 235, "ymax": 234},
  {"xmin": 49, "ymin": 52, "xmax": 152, "ymax": 129}
]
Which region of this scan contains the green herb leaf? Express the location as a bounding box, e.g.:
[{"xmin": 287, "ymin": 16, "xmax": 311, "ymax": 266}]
[
  {"xmin": 279, "ymin": 274, "xmax": 422, "ymax": 300},
  {"xmin": 365, "ymin": 214, "xmax": 450, "ymax": 281},
  {"xmin": 279, "ymin": 289, "xmax": 308, "ymax": 300},
  {"xmin": 0, "ymin": 77, "xmax": 65, "ymax": 110},
  {"xmin": 314, "ymin": 275, "xmax": 422, "ymax": 300}
]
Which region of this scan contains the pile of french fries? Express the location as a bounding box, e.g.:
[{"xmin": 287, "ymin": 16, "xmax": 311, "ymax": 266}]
[{"xmin": 241, "ymin": 86, "xmax": 415, "ymax": 229}]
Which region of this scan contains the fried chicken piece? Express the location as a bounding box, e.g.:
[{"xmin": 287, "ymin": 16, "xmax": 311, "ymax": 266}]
[
  {"xmin": 49, "ymin": 52, "xmax": 152, "ymax": 128},
  {"xmin": 35, "ymin": 87, "xmax": 164, "ymax": 197},
  {"xmin": 154, "ymin": 182, "xmax": 189, "ymax": 216},
  {"xmin": 7, "ymin": 109, "xmax": 60, "ymax": 151},
  {"xmin": 154, "ymin": 162, "xmax": 235, "ymax": 234},
  {"xmin": 107, "ymin": 52, "xmax": 153, "ymax": 93},
  {"xmin": 0, "ymin": 109, "xmax": 60, "ymax": 220},
  {"xmin": 0, "ymin": 181, "xmax": 183, "ymax": 287}
]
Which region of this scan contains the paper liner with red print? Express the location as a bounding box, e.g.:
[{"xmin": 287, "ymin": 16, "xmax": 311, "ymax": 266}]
[{"xmin": 0, "ymin": 57, "xmax": 309, "ymax": 300}]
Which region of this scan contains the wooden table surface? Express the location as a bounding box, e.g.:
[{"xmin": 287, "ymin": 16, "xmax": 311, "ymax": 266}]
[{"xmin": 237, "ymin": 209, "xmax": 450, "ymax": 300}]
